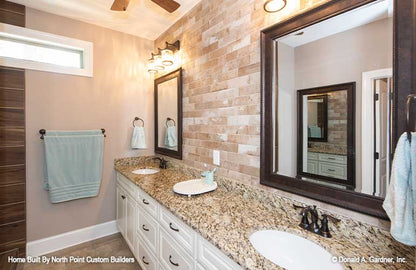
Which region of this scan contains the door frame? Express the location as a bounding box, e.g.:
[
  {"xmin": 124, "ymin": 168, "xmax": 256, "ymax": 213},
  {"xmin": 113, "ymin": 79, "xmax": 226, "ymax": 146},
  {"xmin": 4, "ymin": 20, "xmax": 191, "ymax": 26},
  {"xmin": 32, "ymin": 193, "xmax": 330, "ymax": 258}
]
[{"xmin": 361, "ymin": 68, "xmax": 392, "ymax": 195}]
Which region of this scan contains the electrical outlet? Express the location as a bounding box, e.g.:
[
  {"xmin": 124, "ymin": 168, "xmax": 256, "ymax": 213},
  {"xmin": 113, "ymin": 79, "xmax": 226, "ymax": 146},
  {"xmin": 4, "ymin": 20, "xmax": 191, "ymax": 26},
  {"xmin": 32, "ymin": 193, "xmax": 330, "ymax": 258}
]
[{"xmin": 213, "ymin": 150, "xmax": 220, "ymax": 165}]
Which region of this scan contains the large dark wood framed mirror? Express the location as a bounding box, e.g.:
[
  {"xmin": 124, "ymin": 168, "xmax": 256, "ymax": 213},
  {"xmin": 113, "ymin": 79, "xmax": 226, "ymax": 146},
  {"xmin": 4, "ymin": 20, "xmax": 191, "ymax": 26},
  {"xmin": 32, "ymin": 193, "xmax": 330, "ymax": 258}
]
[
  {"xmin": 261, "ymin": 0, "xmax": 416, "ymax": 218},
  {"xmin": 155, "ymin": 68, "xmax": 182, "ymax": 159}
]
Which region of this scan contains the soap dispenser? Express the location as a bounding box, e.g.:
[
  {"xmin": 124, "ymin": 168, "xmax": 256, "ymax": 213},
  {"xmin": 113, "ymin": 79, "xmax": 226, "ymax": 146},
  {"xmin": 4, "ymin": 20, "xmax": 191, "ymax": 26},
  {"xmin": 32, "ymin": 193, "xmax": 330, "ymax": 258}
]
[{"xmin": 201, "ymin": 164, "xmax": 216, "ymax": 185}]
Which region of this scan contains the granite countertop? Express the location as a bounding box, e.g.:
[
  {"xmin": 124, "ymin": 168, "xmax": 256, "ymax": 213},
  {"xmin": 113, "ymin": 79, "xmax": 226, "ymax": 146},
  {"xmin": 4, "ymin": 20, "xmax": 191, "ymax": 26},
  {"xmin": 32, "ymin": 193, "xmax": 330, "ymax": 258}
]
[{"xmin": 114, "ymin": 158, "xmax": 415, "ymax": 270}]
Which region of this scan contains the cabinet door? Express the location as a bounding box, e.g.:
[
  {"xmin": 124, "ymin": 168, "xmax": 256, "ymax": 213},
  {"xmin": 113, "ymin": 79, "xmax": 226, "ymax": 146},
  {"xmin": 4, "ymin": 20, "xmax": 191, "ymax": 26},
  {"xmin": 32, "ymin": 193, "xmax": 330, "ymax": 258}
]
[
  {"xmin": 116, "ymin": 186, "xmax": 127, "ymax": 236},
  {"xmin": 160, "ymin": 229, "xmax": 194, "ymax": 270},
  {"xmin": 125, "ymin": 195, "xmax": 136, "ymax": 251}
]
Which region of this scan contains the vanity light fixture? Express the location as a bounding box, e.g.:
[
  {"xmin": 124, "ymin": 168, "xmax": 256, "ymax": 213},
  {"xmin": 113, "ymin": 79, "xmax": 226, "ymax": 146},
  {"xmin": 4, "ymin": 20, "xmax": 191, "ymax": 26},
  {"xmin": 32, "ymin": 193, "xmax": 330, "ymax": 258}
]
[
  {"xmin": 147, "ymin": 55, "xmax": 158, "ymax": 74},
  {"xmin": 263, "ymin": 0, "xmax": 287, "ymax": 13},
  {"xmin": 147, "ymin": 40, "xmax": 180, "ymax": 73},
  {"xmin": 153, "ymin": 53, "xmax": 165, "ymax": 71}
]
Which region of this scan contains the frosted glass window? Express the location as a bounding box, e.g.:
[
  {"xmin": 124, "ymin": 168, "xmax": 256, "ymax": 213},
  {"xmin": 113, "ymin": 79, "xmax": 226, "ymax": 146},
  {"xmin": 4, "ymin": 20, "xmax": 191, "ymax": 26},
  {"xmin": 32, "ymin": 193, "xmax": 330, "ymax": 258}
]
[
  {"xmin": 0, "ymin": 22, "xmax": 93, "ymax": 77},
  {"xmin": 0, "ymin": 37, "xmax": 83, "ymax": 68}
]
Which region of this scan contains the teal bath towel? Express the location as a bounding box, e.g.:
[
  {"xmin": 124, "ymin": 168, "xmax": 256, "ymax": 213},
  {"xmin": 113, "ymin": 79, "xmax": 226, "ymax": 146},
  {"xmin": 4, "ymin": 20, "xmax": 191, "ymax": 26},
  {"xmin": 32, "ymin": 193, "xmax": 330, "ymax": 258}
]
[
  {"xmin": 44, "ymin": 130, "xmax": 104, "ymax": 203},
  {"xmin": 165, "ymin": 126, "xmax": 177, "ymax": 148},
  {"xmin": 383, "ymin": 132, "xmax": 416, "ymax": 246}
]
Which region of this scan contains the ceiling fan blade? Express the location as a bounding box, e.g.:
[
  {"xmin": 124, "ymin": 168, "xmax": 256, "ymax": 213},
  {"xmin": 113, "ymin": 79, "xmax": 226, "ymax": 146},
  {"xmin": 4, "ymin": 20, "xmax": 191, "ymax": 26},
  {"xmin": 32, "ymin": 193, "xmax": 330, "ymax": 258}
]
[
  {"xmin": 111, "ymin": 0, "xmax": 131, "ymax": 11},
  {"xmin": 151, "ymin": 0, "xmax": 180, "ymax": 13}
]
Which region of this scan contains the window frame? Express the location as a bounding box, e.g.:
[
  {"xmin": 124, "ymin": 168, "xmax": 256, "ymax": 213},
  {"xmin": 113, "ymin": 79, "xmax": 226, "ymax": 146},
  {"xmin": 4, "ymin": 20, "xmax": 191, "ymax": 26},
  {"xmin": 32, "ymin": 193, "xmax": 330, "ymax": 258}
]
[{"xmin": 0, "ymin": 22, "xmax": 93, "ymax": 77}]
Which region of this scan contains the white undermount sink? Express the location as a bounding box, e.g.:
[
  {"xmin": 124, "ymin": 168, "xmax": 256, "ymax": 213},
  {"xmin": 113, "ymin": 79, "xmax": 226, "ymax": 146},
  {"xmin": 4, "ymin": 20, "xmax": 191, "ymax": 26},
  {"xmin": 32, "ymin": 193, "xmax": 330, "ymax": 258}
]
[
  {"xmin": 249, "ymin": 230, "xmax": 342, "ymax": 270},
  {"xmin": 131, "ymin": 168, "xmax": 159, "ymax": 175}
]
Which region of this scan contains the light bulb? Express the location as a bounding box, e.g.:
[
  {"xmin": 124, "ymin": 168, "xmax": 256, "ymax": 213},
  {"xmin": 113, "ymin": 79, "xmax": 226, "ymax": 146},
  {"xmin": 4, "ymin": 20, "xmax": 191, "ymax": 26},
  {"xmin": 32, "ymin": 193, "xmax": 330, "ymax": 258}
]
[
  {"xmin": 147, "ymin": 59, "xmax": 157, "ymax": 74},
  {"xmin": 153, "ymin": 54, "xmax": 165, "ymax": 70},
  {"xmin": 263, "ymin": 0, "xmax": 286, "ymax": 13},
  {"xmin": 161, "ymin": 49, "xmax": 174, "ymax": 66}
]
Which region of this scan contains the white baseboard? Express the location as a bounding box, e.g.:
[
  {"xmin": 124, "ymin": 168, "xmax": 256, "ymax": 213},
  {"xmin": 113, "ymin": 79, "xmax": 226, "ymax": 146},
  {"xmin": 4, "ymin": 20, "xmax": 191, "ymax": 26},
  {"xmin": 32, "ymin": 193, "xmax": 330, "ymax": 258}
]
[{"xmin": 27, "ymin": 220, "xmax": 119, "ymax": 257}]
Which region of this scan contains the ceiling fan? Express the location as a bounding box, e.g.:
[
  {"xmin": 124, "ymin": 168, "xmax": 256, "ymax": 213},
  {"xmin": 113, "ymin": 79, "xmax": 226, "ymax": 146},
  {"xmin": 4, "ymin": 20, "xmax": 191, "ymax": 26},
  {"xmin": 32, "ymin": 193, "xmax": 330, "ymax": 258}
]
[{"xmin": 110, "ymin": 0, "xmax": 180, "ymax": 13}]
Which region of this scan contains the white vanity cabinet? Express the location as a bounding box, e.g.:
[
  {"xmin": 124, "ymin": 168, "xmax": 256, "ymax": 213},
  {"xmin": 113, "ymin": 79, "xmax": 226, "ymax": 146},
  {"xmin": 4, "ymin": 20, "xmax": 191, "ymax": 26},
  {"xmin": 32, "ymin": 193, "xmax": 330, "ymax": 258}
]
[
  {"xmin": 116, "ymin": 175, "xmax": 137, "ymax": 252},
  {"xmin": 116, "ymin": 173, "xmax": 242, "ymax": 270},
  {"xmin": 307, "ymin": 152, "xmax": 347, "ymax": 180}
]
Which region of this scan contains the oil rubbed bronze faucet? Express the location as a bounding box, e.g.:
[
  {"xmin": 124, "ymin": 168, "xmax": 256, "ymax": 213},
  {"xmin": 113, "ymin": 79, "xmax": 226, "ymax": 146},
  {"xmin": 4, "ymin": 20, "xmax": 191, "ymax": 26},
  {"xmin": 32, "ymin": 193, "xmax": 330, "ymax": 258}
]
[
  {"xmin": 293, "ymin": 204, "xmax": 340, "ymax": 238},
  {"xmin": 152, "ymin": 157, "xmax": 168, "ymax": 169}
]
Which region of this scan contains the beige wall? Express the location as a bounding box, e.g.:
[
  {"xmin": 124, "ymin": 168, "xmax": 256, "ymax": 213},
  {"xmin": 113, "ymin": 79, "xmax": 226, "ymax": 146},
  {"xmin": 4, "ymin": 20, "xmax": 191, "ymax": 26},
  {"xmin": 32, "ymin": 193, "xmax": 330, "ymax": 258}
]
[
  {"xmin": 154, "ymin": 0, "xmax": 391, "ymax": 227},
  {"xmin": 25, "ymin": 8, "xmax": 154, "ymax": 241}
]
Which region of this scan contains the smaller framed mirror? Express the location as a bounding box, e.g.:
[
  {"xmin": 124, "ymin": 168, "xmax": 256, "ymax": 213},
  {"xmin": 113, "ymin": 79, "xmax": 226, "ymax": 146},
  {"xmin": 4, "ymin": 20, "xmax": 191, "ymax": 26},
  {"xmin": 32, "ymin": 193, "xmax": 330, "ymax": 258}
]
[
  {"xmin": 297, "ymin": 82, "xmax": 355, "ymax": 189},
  {"xmin": 154, "ymin": 68, "xmax": 182, "ymax": 159}
]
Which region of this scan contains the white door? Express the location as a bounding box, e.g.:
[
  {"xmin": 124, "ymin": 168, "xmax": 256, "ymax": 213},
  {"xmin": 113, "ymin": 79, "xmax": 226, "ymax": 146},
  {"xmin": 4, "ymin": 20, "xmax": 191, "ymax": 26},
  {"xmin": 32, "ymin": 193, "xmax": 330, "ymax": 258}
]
[
  {"xmin": 374, "ymin": 78, "xmax": 391, "ymax": 197},
  {"xmin": 116, "ymin": 186, "xmax": 127, "ymax": 236},
  {"xmin": 361, "ymin": 69, "xmax": 392, "ymax": 196}
]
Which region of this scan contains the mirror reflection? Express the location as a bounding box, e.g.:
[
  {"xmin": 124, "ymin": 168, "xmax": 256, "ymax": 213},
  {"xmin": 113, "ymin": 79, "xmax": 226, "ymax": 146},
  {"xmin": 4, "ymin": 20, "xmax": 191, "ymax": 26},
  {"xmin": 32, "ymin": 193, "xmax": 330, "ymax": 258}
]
[
  {"xmin": 298, "ymin": 84, "xmax": 354, "ymax": 188},
  {"xmin": 157, "ymin": 77, "xmax": 178, "ymax": 151},
  {"xmin": 274, "ymin": 0, "xmax": 393, "ymax": 197},
  {"xmin": 307, "ymin": 95, "xmax": 328, "ymax": 141}
]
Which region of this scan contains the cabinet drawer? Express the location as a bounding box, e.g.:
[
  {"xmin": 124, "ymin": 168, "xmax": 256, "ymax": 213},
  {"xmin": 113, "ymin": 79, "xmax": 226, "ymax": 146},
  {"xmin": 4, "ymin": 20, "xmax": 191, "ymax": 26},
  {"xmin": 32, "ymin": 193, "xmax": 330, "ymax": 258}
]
[
  {"xmin": 318, "ymin": 153, "xmax": 347, "ymax": 164},
  {"xmin": 307, "ymin": 152, "xmax": 318, "ymax": 160},
  {"xmin": 139, "ymin": 190, "xmax": 158, "ymax": 218},
  {"xmin": 159, "ymin": 207, "xmax": 195, "ymax": 254},
  {"xmin": 138, "ymin": 207, "xmax": 158, "ymax": 255},
  {"xmin": 160, "ymin": 229, "xmax": 194, "ymax": 270},
  {"xmin": 319, "ymin": 163, "xmax": 346, "ymax": 179},
  {"xmin": 136, "ymin": 235, "xmax": 158, "ymax": 270},
  {"xmin": 197, "ymin": 235, "xmax": 241, "ymax": 270}
]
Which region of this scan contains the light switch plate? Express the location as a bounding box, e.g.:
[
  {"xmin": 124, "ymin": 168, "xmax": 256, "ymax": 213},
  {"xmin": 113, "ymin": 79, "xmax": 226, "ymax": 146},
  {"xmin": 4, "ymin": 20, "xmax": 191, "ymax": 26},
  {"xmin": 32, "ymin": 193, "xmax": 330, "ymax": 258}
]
[{"xmin": 213, "ymin": 150, "xmax": 220, "ymax": 165}]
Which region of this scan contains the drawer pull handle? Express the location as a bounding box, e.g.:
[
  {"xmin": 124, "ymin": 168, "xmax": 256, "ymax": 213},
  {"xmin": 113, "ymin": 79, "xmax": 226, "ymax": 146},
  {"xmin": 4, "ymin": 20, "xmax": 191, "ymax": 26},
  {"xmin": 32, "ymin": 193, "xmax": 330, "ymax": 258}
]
[
  {"xmin": 169, "ymin": 255, "xmax": 179, "ymax": 267},
  {"xmin": 142, "ymin": 224, "xmax": 150, "ymax": 231},
  {"xmin": 142, "ymin": 199, "xmax": 149, "ymax": 205},
  {"xmin": 121, "ymin": 195, "xmax": 126, "ymax": 200},
  {"xmin": 327, "ymin": 169, "xmax": 336, "ymax": 172},
  {"xmin": 169, "ymin": 222, "xmax": 179, "ymax": 232},
  {"xmin": 327, "ymin": 157, "xmax": 336, "ymax": 160},
  {"xmin": 142, "ymin": 256, "xmax": 149, "ymax": 265}
]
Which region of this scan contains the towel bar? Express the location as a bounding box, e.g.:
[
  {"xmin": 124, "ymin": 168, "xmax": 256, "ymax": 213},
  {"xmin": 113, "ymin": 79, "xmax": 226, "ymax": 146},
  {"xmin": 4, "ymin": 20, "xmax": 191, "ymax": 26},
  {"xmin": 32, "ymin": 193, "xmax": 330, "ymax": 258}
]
[
  {"xmin": 39, "ymin": 129, "xmax": 106, "ymax": 139},
  {"xmin": 406, "ymin": 94, "xmax": 416, "ymax": 142}
]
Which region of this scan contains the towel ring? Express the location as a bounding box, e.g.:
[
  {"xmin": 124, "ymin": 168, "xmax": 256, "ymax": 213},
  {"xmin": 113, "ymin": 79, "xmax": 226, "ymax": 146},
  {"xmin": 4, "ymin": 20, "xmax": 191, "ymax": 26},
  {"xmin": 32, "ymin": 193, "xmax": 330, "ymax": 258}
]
[
  {"xmin": 406, "ymin": 94, "xmax": 416, "ymax": 142},
  {"xmin": 133, "ymin": 117, "xmax": 144, "ymax": 127},
  {"xmin": 166, "ymin": 117, "xmax": 176, "ymax": 127}
]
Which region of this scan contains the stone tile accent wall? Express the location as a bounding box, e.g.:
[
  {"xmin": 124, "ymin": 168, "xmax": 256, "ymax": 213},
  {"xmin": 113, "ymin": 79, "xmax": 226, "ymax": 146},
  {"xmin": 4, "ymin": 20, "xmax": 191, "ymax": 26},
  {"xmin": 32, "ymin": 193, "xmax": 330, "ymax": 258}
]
[{"xmin": 154, "ymin": 0, "xmax": 328, "ymax": 185}]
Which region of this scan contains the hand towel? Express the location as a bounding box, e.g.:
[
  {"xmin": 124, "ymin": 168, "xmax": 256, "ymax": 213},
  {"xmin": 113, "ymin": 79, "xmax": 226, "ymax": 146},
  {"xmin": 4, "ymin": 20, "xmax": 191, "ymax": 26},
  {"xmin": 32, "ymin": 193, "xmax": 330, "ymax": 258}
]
[
  {"xmin": 165, "ymin": 126, "xmax": 177, "ymax": 148},
  {"xmin": 131, "ymin": 126, "xmax": 146, "ymax": 149},
  {"xmin": 44, "ymin": 130, "xmax": 104, "ymax": 203},
  {"xmin": 383, "ymin": 132, "xmax": 416, "ymax": 246}
]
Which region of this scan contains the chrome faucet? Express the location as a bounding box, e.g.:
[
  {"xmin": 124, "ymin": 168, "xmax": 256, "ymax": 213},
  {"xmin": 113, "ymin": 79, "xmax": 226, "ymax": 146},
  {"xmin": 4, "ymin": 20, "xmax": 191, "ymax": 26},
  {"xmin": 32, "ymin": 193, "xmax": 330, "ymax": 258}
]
[{"xmin": 293, "ymin": 204, "xmax": 340, "ymax": 238}]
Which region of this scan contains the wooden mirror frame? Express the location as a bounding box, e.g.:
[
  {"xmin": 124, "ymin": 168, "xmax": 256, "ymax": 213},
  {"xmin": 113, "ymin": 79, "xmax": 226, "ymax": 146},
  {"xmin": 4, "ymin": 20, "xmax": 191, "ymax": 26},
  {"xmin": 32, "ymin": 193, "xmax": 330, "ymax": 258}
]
[
  {"xmin": 260, "ymin": 0, "xmax": 416, "ymax": 219},
  {"xmin": 297, "ymin": 82, "xmax": 355, "ymax": 189},
  {"xmin": 154, "ymin": 68, "xmax": 183, "ymax": 159}
]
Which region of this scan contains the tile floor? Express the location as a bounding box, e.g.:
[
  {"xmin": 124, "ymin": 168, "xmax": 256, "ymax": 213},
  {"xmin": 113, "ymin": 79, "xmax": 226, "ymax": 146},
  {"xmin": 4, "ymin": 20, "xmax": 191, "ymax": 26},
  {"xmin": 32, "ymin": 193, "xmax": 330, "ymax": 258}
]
[{"xmin": 17, "ymin": 233, "xmax": 141, "ymax": 270}]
